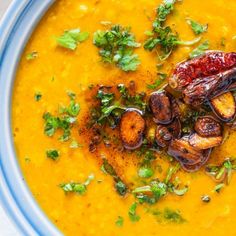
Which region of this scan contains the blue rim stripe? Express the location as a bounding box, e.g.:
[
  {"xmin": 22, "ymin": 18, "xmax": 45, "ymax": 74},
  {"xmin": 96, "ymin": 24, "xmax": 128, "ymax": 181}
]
[{"xmin": 0, "ymin": 0, "xmax": 62, "ymax": 235}]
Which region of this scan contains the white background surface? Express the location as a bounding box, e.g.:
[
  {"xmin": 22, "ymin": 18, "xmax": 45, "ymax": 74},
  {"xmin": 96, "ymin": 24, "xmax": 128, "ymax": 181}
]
[{"xmin": 0, "ymin": 1, "xmax": 21, "ymax": 235}]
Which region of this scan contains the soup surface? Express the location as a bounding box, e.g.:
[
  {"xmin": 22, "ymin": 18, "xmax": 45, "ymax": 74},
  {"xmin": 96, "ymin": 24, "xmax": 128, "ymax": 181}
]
[{"xmin": 12, "ymin": 0, "xmax": 236, "ymax": 235}]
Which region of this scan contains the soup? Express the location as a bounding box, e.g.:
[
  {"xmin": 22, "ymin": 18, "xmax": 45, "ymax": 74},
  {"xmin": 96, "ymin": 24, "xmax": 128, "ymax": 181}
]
[{"xmin": 12, "ymin": 0, "xmax": 236, "ymax": 235}]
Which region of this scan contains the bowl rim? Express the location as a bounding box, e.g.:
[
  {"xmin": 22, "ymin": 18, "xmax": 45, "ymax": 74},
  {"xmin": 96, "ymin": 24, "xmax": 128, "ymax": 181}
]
[{"xmin": 0, "ymin": 0, "xmax": 62, "ymax": 235}]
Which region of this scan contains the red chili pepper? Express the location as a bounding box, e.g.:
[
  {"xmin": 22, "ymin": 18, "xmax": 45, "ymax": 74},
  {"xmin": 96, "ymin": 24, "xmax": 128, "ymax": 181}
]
[{"xmin": 169, "ymin": 51, "xmax": 236, "ymax": 90}]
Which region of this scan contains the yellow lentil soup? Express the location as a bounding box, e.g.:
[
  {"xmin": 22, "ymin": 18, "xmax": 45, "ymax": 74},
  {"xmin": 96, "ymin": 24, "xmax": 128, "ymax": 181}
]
[{"xmin": 12, "ymin": 0, "xmax": 236, "ymax": 235}]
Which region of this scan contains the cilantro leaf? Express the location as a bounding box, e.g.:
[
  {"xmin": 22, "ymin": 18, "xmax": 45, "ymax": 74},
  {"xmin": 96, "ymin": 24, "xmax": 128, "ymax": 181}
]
[
  {"xmin": 189, "ymin": 40, "xmax": 209, "ymax": 58},
  {"xmin": 70, "ymin": 140, "xmax": 83, "ymax": 149},
  {"xmin": 144, "ymin": 0, "xmax": 177, "ymax": 58},
  {"xmin": 97, "ymin": 90, "xmax": 114, "ymax": 107},
  {"xmin": 128, "ymin": 202, "xmax": 140, "ymax": 222},
  {"xmin": 163, "ymin": 208, "xmax": 186, "ymax": 223},
  {"xmin": 151, "ymin": 208, "xmax": 186, "ymax": 223},
  {"xmin": 144, "ymin": 1, "xmax": 200, "ymax": 62},
  {"xmin": 96, "ymin": 90, "xmax": 125, "ymax": 123},
  {"xmin": 67, "ymin": 100, "xmax": 80, "ymax": 117},
  {"xmin": 101, "ymin": 159, "xmax": 117, "ymax": 176},
  {"xmin": 46, "ymin": 149, "xmax": 60, "ymax": 160},
  {"xmin": 158, "ymin": 0, "xmax": 176, "ymax": 22},
  {"xmin": 151, "ymin": 181, "xmax": 167, "ymax": 199},
  {"xmin": 117, "ymin": 84, "xmax": 147, "ymax": 111},
  {"xmin": 57, "ymin": 29, "xmax": 89, "ymax": 50},
  {"xmin": 115, "ymin": 180, "xmax": 127, "ymax": 196},
  {"xmin": 60, "ymin": 174, "xmax": 94, "ymax": 195},
  {"xmin": 173, "ymin": 186, "xmax": 188, "ymax": 196},
  {"xmin": 93, "ymin": 25, "xmax": 141, "ymax": 71},
  {"xmin": 115, "ymin": 216, "xmax": 124, "ymax": 227},
  {"xmin": 133, "ymin": 163, "xmax": 187, "ymax": 204},
  {"xmin": 76, "ymin": 31, "xmax": 90, "ymax": 42},
  {"xmin": 43, "ymin": 95, "xmax": 80, "ymax": 142},
  {"xmin": 60, "ymin": 182, "xmax": 86, "ymax": 194},
  {"xmin": 138, "ymin": 167, "xmax": 154, "ymax": 178},
  {"xmin": 101, "ymin": 159, "xmax": 128, "ymax": 196},
  {"xmin": 67, "ymin": 91, "xmax": 76, "ymax": 100},
  {"xmin": 147, "ymin": 73, "xmax": 167, "ymax": 89},
  {"xmin": 117, "ymin": 53, "xmax": 140, "ymax": 72},
  {"xmin": 43, "ymin": 112, "xmax": 72, "ymax": 141},
  {"xmin": 187, "ymin": 19, "xmax": 208, "ymax": 35},
  {"xmin": 26, "ymin": 51, "xmax": 38, "ymax": 60},
  {"xmin": 34, "ymin": 92, "xmax": 42, "ymax": 101}
]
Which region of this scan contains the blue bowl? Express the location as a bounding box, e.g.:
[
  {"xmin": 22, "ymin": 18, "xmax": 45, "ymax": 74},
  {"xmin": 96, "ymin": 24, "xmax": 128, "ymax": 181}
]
[{"xmin": 0, "ymin": 1, "xmax": 62, "ymax": 235}]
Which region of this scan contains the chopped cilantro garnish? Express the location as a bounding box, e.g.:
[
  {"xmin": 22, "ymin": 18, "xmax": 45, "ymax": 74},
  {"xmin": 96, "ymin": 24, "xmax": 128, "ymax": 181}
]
[
  {"xmin": 115, "ymin": 180, "xmax": 127, "ymax": 196},
  {"xmin": 173, "ymin": 187, "xmax": 188, "ymax": 196},
  {"xmin": 96, "ymin": 89, "xmax": 125, "ymax": 124},
  {"xmin": 206, "ymin": 158, "xmax": 236, "ymax": 185},
  {"xmin": 133, "ymin": 163, "xmax": 188, "ymax": 204},
  {"xmin": 214, "ymin": 183, "xmax": 225, "ymax": 193},
  {"xmin": 117, "ymin": 84, "xmax": 147, "ymax": 111},
  {"xmin": 163, "ymin": 208, "xmax": 185, "ymax": 223},
  {"xmin": 158, "ymin": 0, "xmax": 176, "ymax": 22},
  {"xmin": 46, "ymin": 149, "xmax": 60, "ymax": 160},
  {"xmin": 101, "ymin": 159, "xmax": 128, "ymax": 196},
  {"xmin": 116, "ymin": 52, "xmax": 140, "ymax": 72},
  {"xmin": 70, "ymin": 140, "xmax": 83, "ymax": 149},
  {"xmin": 151, "ymin": 208, "xmax": 185, "ymax": 223},
  {"xmin": 138, "ymin": 167, "xmax": 154, "ymax": 178},
  {"xmin": 26, "ymin": 51, "xmax": 38, "ymax": 60},
  {"xmin": 43, "ymin": 94, "xmax": 80, "ymax": 142},
  {"xmin": 61, "ymin": 183, "xmax": 86, "ymax": 194},
  {"xmin": 187, "ymin": 19, "xmax": 208, "ymax": 35},
  {"xmin": 67, "ymin": 91, "xmax": 76, "ymax": 100},
  {"xmin": 43, "ymin": 112, "xmax": 73, "ymax": 141},
  {"xmin": 151, "ymin": 181, "xmax": 167, "ymax": 199},
  {"xmin": 128, "ymin": 202, "xmax": 140, "ymax": 222},
  {"xmin": 115, "ymin": 216, "xmax": 124, "ymax": 227},
  {"xmin": 139, "ymin": 150, "xmax": 157, "ymax": 166},
  {"xmin": 101, "ymin": 159, "xmax": 117, "ymax": 176},
  {"xmin": 133, "ymin": 181, "xmax": 167, "ymax": 204},
  {"xmin": 144, "ymin": 0, "xmax": 200, "ymax": 62},
  {"xmin": 93, "ymin": 25, "xmax": 141, "ymax": 71},
  {"xmin": 189, "ymin": 40, "xmax": 209, "ymax": 58},
  {"xmin": 147, "ymin": 73, "xmax": 167, "ymax": 90},
  {"xmin": 67, "ymin": 100, "xmax": 80, "ymax": 117},
  {"xmin": 90, "ymin": 84, "xmax": 147, "ymax": 128},
  {"xmin": 60, "ymin": 174, "xmax": 94, "ymax": 195},
  {"xmin": 34, "ymin": 92, "xmax": 42, "ymax": 101},
  {"xmin": 165, "ymin": 163, "xmax": 180, "ymax": 184},
  {"xmin": 97, "ymin": 90, "xmax": 115, "ymax": 107},
  {"xmin": 57, "ymin": 29, "xmax": 89, "ymax": 50}
]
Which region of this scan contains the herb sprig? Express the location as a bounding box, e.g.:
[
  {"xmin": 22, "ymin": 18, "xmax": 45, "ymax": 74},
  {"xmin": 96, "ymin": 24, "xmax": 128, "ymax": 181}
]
[
  {"xmin": 43, "ymin": 93, "xmax": 80, "ymax": 141},
  {"xmin": 187, "ymin": 19, "xmax": 208, "ymax": 35},
  {"xmin": 101, "ymin": 159, "xmax": 128, "ymax": 196},
  {"xmin": 92, "ymin": 84, "xmax": 147, "ymax": 128},
  {"xmin": 57, "ymin": 29, "xmax": 89, "ymax": 50},
  {"xmin": 133, "ymin": 163, "xmax": 188, "ymax": 204},
  {"xmin": 94, "ymin": 25, "xmax": 141, "ymax": 71},
  {"xmin": 46, "ymin": 149, "xmax": 60, "ymax": 160},
  {"xmin": 189, "ymin": 40, "xmax": 209, "ymax": 58},
  {"xmin": 147, "ymin": 73, "xmax": 167, "ymax": 90},
  {"xmin": 144, "ymin": 0, "xmax": 200, "ymax": 62},
  {"xmin": 128, "ymin": 202, "xmax": 140, "ymax": 222},
  {"xmin": 206, "ymin": 158, "xmax": 236, "ymax": 185},
  {"xmin": 60, "ymin": 174, "xmax": 94, "ymax": 195}
]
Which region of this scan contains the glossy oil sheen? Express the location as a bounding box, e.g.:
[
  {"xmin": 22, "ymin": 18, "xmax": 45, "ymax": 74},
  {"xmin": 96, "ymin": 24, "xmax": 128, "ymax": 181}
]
[{"xmin": 12, "ymin": 0, "xmax": 236, "ymax": 235}]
